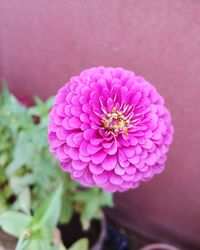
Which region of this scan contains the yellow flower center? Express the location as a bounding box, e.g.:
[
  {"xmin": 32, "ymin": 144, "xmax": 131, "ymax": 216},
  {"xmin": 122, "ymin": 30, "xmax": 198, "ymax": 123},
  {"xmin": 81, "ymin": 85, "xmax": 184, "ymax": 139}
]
[{"xmin": 101, "ymin": 107, "xmax": 130, "ymax": 135}]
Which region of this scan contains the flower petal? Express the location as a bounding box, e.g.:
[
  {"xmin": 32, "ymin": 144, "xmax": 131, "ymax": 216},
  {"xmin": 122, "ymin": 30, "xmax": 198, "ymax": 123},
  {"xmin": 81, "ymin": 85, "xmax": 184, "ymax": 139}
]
[
  {"xmin": 69, "ymin": 117, "xmax": 82, "ymax": 128},
  {"xmin": 87, "ymin": 144, "xmax": 102, "ymax": 154},
  {"xmin": 80, "ymin": 113, "xmax": 90, "ymax": 123},
  {"xmin": 110, "ymin": 175, "xmax": 123, "ymax": 185},
  {"xmin": 125, "ymin": 166, "xmax": 136, "ymax": 175},
  {"xmin": 102, "ymin": 155, "xmax": 117, "ymax": 170},
  {"xmin": 79, "ymin": 141, "xmax": 90, "ymax": 156},
  {"xmin": 72, "ymin": 160, "xmax": 87, "ymax": 170},
  {"xmin": 89, "ymin": 163, "xmax": 104, "ymax": 174},
  {"xmin": 129, "ymin": 155, "xmax": 140, "ymax": 165},
  {"xmin": 145, "ymin": 153, "xmax": 157, "ymax": 166},
  {"xmin": 114, "ymin": 165, "xmax": 125, "ymax": 175},
  {"xmin": 56, "ymin": 127, "xmax": 69, "ymax": 140},
  {"xmin": 93, "ymin": 171, "xmax": 109, "ymax": 185},
  {"xmin": 122, "ymin": 147, "xmax": 135, "ymax": 158},
  {"xmin": 104, "ymin": 140, "xmax": 118, "ymax": 155},
  {"xmin": 91, "ymin": 151, "xmax": 107, "ymax": 164}
]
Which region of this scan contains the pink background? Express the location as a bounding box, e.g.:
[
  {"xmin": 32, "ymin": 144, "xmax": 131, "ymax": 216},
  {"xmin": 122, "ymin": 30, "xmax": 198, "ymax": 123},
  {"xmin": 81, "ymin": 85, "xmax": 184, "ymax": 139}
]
[{"xmin": 1, "ymin": 0, "xmax": 200, "ymax": 248}]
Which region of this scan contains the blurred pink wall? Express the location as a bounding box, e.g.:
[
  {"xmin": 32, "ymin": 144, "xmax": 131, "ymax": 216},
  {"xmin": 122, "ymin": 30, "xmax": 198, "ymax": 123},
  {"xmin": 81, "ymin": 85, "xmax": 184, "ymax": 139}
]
[{"xmin": 0, "ymin": 0, "xmax": 200, "ymax": 248}]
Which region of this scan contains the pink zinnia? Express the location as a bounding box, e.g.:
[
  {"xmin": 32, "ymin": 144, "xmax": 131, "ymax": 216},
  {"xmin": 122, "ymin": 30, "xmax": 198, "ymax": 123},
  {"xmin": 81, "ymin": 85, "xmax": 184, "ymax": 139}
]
[{"xmin": 48, "ymin": 67, "xmax": 174, "ymax": 192}]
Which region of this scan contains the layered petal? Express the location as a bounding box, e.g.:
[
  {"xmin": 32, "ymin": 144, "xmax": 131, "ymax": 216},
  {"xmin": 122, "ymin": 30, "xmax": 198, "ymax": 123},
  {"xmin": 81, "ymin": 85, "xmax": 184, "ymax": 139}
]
[{"xmin": 48, "ymin": 66, "xmax": 174, "ymax": 192}]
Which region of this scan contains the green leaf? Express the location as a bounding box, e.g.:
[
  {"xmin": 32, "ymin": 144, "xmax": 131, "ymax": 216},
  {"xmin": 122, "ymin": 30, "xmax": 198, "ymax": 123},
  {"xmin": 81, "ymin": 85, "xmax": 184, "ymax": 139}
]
[
  {"xmin": 0, "ymin": 211, "xmax": 32, "ymax": 237},
  {"xmin": 18, "ymin": 174, "xmax": 35, "ymax": 186},
  {"xmin": 29, "ymin": 96, "xmax": 54, "ymax": 119},
  {"xmin": 73, "ymin": 188, "xmax": 98, "ymax": 202},
  {"xmin": 18, "ymin": 188, "xmax": 31, "ymax": 214},
  {"xmin": 28, "ymin": 126, "xmax": 48, "ymax": 149},
  {"xmin": 45, "ymin": 96, "xmax": 54, "ymax": 109},
  {"xmin": 9, "ymin": 176, "xmax": 23, "ymax": 194},
  {"xmin": 34, "ymin": 96, "xmax": 44, "ymax": 107},
  {"xmin": 53, "ymin": 242, "xmax": 67, "ymax": 250},
  {"xmin": 9, "ymin": 94, "xmax": 27, "ymax": 115},
  {"xmin": 26, "ymin": 238, "xmax": 51, "ymax": 250},
  {"xmin": 7, "ymin": 131, "xmax": 34, "ymax": 175},
  {"xmin": 0, "ymin": 81, "xmax": 10, "ymax": 106},
  {"xmin": 68, "ymin": 238, "xmax": 89, "ymax": 250},
  {"xmin": 0, "ymin": 194, "xmax": 8, "ymax": 212},
  {"xmin": 26, "ymin": 239, "xmax": 41, "ymax": 250},
  {"xmin": 73, "ymin": 189, "xmax": 100, "ymax": 221},
  {"xmin": 60, "ymin": 196, "xmax": 73, "ymax": 224},
  {"xmin": 99, "ymin": 191, "xmax": 114, "ymax": 207},
  {"xmin": 81, "ymin": 197, "xmax": 100, "ymax": 221},
  {"xmin": 33, "ymin": 184, "xmax": 63, "ymax": 237}
]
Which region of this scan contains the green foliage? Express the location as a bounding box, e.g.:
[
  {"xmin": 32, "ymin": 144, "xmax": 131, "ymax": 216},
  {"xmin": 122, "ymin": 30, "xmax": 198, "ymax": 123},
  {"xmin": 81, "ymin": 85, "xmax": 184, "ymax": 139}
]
[
  {"xmin": 0, "ymin": 84, "xmax": 65, "ymax": 215},
  {"xmin": 73, "ymin": 188, "xmax": 113, "ymax": 223},
  {"xmin": 68, "ymin": 238, "xmax": 88, "ymax": 250},
  {"xmin": 1, "ymin": 185, "xmax": 64, "ymax": 250},
  {"xmin": 0, "ymin": 84, "xmax": 113, "ymax": 249},
  {"xmin": 32, "ymin": 184, "xmax": 62, "ymax": 239},
  {"xmin": 0, "ymin": 211, "xmax": 32, "ymax": 237}
]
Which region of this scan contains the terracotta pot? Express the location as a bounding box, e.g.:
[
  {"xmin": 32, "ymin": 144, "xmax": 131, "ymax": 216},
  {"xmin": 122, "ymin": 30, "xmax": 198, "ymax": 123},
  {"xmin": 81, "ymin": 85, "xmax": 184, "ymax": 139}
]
[
  {"xmin": 140, "ymin": 243, "xmax": 180, "ymax": 250},
  {"xmin": 0, "ymin": 230, "xmax": 16, "ymax": 250},
  {"xmin": 91, "ymin": 213, "xmax": 106, "ymax": 250}
]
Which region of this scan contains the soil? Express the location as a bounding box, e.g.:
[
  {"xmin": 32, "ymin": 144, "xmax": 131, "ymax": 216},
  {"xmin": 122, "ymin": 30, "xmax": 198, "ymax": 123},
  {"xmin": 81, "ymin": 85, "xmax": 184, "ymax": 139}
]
[
  {"xmin": 58, "ymin": 213, "xmax": 101, "ymax": 249},
  {"xmin": 104, "ymin": 224, "xmax": 130, "ymax": 250}
]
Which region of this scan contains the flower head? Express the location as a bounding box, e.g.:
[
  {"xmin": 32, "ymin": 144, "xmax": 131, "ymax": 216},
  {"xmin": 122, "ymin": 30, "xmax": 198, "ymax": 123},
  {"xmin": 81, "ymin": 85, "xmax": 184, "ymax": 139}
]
[{"xmin": 48, "ymin": 67, "xmax": 174, "ymax": 192}]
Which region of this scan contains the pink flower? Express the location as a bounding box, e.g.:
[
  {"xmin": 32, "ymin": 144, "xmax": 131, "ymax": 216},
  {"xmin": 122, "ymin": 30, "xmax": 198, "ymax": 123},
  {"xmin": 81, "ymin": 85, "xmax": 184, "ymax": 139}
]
[{"xmin": 48, "ymin": 67, "xmax": 174, "ymax": 192}]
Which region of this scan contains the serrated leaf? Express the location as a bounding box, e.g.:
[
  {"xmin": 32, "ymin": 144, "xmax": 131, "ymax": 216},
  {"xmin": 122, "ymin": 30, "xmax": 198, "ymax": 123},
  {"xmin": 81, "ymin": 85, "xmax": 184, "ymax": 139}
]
[
  {"xmin": 68, "ymin": 238, "xmax": 89, "ymax": 250},
  {"xmin": 0, "ymin": 211, "xmax": 32, "ymax": 237}
]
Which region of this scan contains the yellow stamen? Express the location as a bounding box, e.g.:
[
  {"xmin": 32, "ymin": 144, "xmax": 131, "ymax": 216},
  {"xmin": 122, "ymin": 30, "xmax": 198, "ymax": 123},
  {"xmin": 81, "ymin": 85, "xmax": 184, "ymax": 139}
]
[
  {"xmin": 101, "ymin": 106, "xmax": 130, "ymax": 135},
  {"xmin": 112, "ymin": 107, "xmax": 116, "ymax": 113},
  {"xmin": 101, "ymin": 119, "xmax": 107, "ymax": 128},
  {"xmin": 118, "ymin": 120, "xmax": 125, "ymax": 127},
  {"xmin": 124, "ymin": 127, "xmax": 129, "ymax": 135}
]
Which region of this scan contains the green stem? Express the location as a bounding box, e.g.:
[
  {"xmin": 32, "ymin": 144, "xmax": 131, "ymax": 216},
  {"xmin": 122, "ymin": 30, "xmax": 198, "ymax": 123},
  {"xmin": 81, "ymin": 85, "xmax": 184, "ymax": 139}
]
[{"xmin": 15, "ymin": 234, "xmax": 29, "ymax": 250}]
